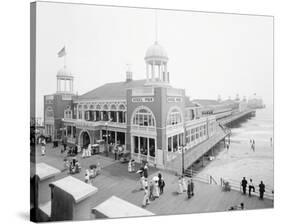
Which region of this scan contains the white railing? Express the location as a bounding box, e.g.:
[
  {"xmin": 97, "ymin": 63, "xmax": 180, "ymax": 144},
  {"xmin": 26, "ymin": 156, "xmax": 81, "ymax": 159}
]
[{"xmin": 62, "ymin": 119, "xmax": 127, "ymax": 129}]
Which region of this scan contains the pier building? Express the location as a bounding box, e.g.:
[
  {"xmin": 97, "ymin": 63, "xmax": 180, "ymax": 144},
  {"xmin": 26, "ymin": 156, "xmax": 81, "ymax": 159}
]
[{"xmin": 43, "ymin": 41, "xmax": 255, "ymax": 171}]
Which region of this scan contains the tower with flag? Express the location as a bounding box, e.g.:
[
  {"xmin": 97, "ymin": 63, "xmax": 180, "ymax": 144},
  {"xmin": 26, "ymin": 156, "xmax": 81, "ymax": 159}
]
[{"xmin": 56, "ymin": 46, "xmax": 74, "ymax": 94}]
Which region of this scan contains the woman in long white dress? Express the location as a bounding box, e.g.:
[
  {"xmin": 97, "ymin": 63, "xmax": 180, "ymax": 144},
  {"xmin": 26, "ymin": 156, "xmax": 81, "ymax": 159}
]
[
  {"xmin": 87, "ymin": 144, "xmax": 92, "ymax": 157},
  {"xmin": 140, "ymin": 175, "xmax": 145, "ymax": 190},
  {"xmin": 153, "ymin": 180, "xmax": 160, "ymax": 198},
  {"xmin": 128, "ymin": 160, "xmax": 132, "ymax": 172},
  {"xmin": 178, "ymin": 176, "xmax": 183, "ymax": 194},
  {"xmin": 41, "ymin": 145, "xmax": 46, "ymax": 156},
  {"xmin": 182, "ymin": 176, "xmax": 187, "ymax": 192}
]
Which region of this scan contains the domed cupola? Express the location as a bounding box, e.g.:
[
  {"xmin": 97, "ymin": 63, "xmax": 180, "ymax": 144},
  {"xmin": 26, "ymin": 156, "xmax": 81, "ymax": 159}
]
[
  {"xmin": 56, "ymin": 65, "xmax": 74, "ymax": 94},
  {"xmin": 144, "ymin": 41, "xmax": 170, "ymax": 85},
  {"xmin": 57, "ymin": 66, "xmax": 72, "ymax": 77},
  {"xmin": 145, "ymin": 41, "xmax": 168, "ymax": 63}
]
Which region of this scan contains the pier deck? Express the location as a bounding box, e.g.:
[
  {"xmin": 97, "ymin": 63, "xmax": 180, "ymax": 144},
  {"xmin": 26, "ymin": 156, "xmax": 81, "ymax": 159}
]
[
  {"xmin": 35, "ymin": 144, "xmax": 273, "ymax": 219},
  {"xmin": 219, "ymin": 109, "xmax": 256, "ymax": 126}
]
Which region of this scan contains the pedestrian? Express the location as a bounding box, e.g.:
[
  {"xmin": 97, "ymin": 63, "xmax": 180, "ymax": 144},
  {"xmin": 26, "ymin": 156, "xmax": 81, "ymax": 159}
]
[
  {"xmin": 252, "ymin": 140, "xmax": 255, "ymax": 151},
  {"xmin": 240, "ymin": 203, "xmax": 244, "ymax": 210},
  {"xmin": 178, "ymin": 176, "xmax": 183, "ymax": 194},
  {"xmin": 41, "ymin": 144, "xmax": 46, "ymax": 156},
  {"xmin": 153, "ymin": 178, "xmax": 160, "ymax": 198},
  {"xmin": 140, "ymin": 175, "xmax": 145, "ymax": 190},
  {"xmin": 82, "ymin": 147, "xmax": 86, "ymax": 158},
  {"xmin": 248, "ymin": 179, "xmax": 255, "ymax": 197},
  {"xmin": 190, "ymin": 178, "xmax": 195, "ymax": 196},
  {"xmin": 187, "ymin": 179, "xmax": 192, "ymax": 199},
  {"xmin": 241, "ymin": 177, "xmax": 248, "ymax": 195},
  {"xmin": 149, "ymin": 180, "xmax": 154, "ymax": 200},
  {"xmin": 143, "ymin": 163, "xmax": 148, "ymax": 178},
  {"xmin": 128, "ymin": 160, "xmax": 132, "ymax": 172},
  {"xmin": 182, "ymin": 176, "xmax": 187, "ymax": 192},
  {"xmin": 114, "ymin": 146, "xmax": 118, "ymax": 160},
  {"xmin": 158, "ymin": 173, "xmax": 165, "ymax": 195},
  {"xmin": 142, "ymin": 186, "xmax": 150, "ymax": 207},
  {"xmin": 131, "ymin": 159, "xmax": 135, "ymax": 172},
  {"xmin": 259, "ymin": 181, "xmax": 265, "ymax": 200},
  {"xmin": 226, "ymin": 142, "xmax": 229, "ymax": 151},
  {"xmin": 84, "ymin": 169, "xmax": 90, "ymax": 184}
]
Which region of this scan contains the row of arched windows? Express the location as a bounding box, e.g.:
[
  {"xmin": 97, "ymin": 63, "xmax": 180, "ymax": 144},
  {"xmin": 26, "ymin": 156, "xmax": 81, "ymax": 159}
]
[
  {"xmin": 78, "ymin": 103, "xmax": 126, "ymax": 111},
  {"xmin": 60, "ymin": 104, "xmax": 183, "ymax": 127}
]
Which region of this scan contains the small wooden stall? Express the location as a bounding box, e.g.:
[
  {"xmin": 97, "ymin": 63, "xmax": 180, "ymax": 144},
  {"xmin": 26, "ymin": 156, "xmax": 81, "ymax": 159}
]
[
  {"xmin": 35, "ymin": 163, "xmax": 61, "ymax": 205},
  {"xmin": 92, "ymin": 196, "xmax": 154, "ymax": 219},
  {"xmin": 49, "ymin": 176, "xmax": 98, "ymax": 221}
]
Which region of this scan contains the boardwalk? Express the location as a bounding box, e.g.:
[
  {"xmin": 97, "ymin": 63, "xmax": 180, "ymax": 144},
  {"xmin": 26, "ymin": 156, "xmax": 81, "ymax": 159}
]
[
  {"xmin": 166, "ymin": 126, "xmax": 229, "ymax": 173},
  {"xmin": 35, "ymin": 144, "xmax": 273, "ymax": 219}
]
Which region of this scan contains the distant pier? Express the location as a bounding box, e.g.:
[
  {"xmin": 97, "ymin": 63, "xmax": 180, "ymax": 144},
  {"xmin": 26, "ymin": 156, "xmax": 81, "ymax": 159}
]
[{"xmin": 218, "ymin": 109, "xmax": 256, "ymax": 126}]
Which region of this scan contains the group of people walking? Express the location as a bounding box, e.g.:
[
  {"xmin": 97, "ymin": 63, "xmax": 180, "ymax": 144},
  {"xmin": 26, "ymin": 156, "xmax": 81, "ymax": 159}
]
[
  {"xmin": 241, "ymin": 177, "xmax": 265, "ymax": 200},
  {"xmin": 84, "ymin": 163, "xmax": 101, "ymax": 185},
  {"xmin": 178, "ymin": 176, "xmax": 194, "ymax": 199},
  {"xmin": 141, "ymin": 172, "xmax": 166, "ymax": 207}
]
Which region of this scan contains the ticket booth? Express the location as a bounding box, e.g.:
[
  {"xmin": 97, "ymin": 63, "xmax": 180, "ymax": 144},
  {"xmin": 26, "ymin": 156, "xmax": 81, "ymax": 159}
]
[
  {"xmin": 49, "ymin": 176, "xmax": 98, "ymax": 221},
  {"xmin": 92, "ymin": 196, "xmax": 154, "ymax": 219}
]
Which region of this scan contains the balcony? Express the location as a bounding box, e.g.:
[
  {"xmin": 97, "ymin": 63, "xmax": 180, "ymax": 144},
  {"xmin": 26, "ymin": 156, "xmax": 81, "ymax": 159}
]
[{"xmin": 62, "ymin": 118, "xmax": 127, "ymax": 129}]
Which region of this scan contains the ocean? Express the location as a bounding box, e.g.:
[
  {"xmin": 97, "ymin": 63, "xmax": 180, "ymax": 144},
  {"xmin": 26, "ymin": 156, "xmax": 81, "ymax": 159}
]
[{"xmin": 200, "ymin": 105, "xmax": 274, "ymax": 188}]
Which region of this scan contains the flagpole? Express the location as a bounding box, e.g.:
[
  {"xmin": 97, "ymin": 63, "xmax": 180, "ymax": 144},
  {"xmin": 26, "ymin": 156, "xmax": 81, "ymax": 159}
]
[{"xmin": 64, "ymin": 46, "xmax": 66, "ymax": 68}]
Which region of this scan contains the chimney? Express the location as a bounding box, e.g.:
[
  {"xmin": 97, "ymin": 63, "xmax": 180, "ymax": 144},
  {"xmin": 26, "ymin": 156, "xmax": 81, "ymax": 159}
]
[
  {"xmin": 125, "ymin": 64, "xmax": 133, "ymax": 82},
  {"xmin": 126, "ymin": 70, "xmax": 133, "ymax": 82}
]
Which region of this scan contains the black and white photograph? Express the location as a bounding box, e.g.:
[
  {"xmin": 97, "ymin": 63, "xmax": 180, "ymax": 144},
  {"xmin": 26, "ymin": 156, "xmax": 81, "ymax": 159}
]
[{"xmin": 29, "ymin": 1, "xmax": 274, "ymax": 222}]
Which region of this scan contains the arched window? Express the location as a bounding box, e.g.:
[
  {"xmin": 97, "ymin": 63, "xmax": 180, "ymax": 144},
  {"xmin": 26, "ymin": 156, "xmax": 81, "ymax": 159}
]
[
  {"xmin": 103, "ymin": 104, "xmax": 108, "ymax": 111},
  {"xmin": 110, "ymin": 104, "xmax": 117, "ymax": 111},
  {"xmin": 83, "ymin": 104, "xmax": 88, "ymax": 110},
  {"xmin": 90, "ymin": 104, "xmax": 95, "ymax": 110},
  {"xmin": 64, "ymin": 106, "xmax": 72, "ymax": 119},
  {"xmin": 167, "ymin": 108, "xmax": 182, "ymax": 126},
  {"xmin": 132, "ymin": 107, "xmax": 155, "ymax": 127},
  {"xmin": 119, "ymin": 104, "xmax": 126, "ymax": 111},
  {"xmin": 96, "ymin": 104, "xmax": 101, "ymax": 110},
  {"xmin": 45, "ymin": 107, "xmax": 54, "ymax": 118}
]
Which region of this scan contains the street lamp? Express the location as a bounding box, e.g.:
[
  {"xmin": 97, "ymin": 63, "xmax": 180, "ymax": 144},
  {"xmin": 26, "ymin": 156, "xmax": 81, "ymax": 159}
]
[
  {"xmin": 181, "ymin": 144, "xmax": 185, "ymax": 175},
  {"xmin": 105, "ymin": 118, "xmax": 112, "ymax": 157}
]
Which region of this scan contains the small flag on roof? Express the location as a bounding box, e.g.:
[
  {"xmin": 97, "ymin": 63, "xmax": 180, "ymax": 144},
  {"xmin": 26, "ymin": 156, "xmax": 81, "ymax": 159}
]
[{"xmin": 58, "ymin": 46, "xmax": 66, "ymax": 57}]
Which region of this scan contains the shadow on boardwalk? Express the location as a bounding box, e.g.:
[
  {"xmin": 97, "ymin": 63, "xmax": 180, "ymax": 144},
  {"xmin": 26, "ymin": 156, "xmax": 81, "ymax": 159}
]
[{"xmin": 35, "ymin": 144, "xmax": 273, "ymax": 218}]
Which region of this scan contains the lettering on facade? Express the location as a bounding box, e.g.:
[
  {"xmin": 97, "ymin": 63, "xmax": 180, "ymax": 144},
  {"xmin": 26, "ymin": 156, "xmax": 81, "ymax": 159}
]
[
  {"xmin": 132, "ymin": 97, "xmax": 154, "ymax": 103},
  {"xmin": 167, "ymin": 97, "xmax": 182, "ymax": 103}
]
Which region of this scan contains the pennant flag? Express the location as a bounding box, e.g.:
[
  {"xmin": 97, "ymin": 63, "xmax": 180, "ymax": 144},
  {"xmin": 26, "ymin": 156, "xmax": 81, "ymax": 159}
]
[{"xmin": 57, "ymin": 46, "xmax": 66, "ymax": 57}]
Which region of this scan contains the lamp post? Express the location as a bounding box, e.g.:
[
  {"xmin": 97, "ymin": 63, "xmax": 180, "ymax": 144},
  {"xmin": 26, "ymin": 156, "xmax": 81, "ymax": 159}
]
[
  {"xmin": 181, "ymin": 144, "xmax": 185, "ymax": 175},
  {"xmin": 105, "ymin": 118, "xmax": 112, "ymax": 157}
]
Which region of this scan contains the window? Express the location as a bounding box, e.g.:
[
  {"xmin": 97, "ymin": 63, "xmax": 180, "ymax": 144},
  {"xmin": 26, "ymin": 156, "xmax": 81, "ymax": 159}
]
[
  {"xmin": 64, "ymin": 106, "xmax": 72, "ymax": 119},
  {"xmin": 45, "ymin": 107, "xmax": 54, "ymax": 118},
  {"xmin": 132, "ymin": 107, "xmax": 156, "ymax": 127},
  {"xmin": 167, "ymin": 108, "xmax": 182, "ymax": 126}
]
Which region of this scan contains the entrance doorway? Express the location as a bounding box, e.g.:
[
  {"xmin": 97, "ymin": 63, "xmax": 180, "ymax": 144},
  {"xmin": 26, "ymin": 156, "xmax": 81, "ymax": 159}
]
[{"xmin": 80, "ymin": 131, "xmax": 91, "ymax": 148}]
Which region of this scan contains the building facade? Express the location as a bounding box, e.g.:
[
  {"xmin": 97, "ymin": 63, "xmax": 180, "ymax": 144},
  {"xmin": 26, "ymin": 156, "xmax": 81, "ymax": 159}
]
[{"xmin": 44, "ymin": 41, "xmax": 225, "ymax": 169}]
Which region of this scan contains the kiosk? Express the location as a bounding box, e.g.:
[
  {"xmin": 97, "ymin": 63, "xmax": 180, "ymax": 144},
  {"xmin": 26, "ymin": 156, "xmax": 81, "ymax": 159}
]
[
  {"xmin": 49, "ymin": 176, "xmax": 98, "ymax": 221},
  {"xmin": 92, "ymin": 196, "xmax": 154, "ymax": 219}
]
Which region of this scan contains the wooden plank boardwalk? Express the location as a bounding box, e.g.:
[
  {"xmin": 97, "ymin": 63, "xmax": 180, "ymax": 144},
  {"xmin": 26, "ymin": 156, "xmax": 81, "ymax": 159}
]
[{"xmin": 35, "ymin": 144, "xmax": 273, "ymax": 219}]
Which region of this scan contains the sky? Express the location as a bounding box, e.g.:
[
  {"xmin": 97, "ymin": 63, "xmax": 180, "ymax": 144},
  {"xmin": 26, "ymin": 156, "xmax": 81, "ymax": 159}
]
[{"xmin": 35, "ymin": 2, "xmax": 273, "ymax": 118}]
